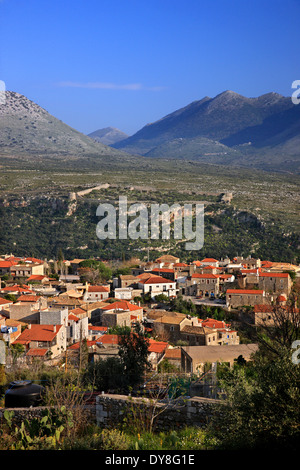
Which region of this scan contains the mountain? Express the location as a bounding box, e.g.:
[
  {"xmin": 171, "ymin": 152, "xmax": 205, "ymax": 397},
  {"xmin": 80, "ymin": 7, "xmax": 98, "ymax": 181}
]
[
  {"xmin": 112, "ymin": 91, "xmax": 300, "ymax": 171},
  {"xmin": 0, "ymin": 91, "xmax": 129, "ymax": 160},
  {"xmin": 88, "ymin": 127, "xmax": 128, "ymax": 146}
]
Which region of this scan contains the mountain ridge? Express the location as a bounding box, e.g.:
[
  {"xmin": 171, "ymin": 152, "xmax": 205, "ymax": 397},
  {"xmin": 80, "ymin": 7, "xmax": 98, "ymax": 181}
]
[
  {"xmin": 112, "ymin": 90, "xmax": 300, "ymax": 172},
  {"xmin": 88, "ymin": 126, "xmax": 128, "ymax": 146},
  {"xmin": 0, "ymin": 91, "xmax": 130, "ymax": 160}
]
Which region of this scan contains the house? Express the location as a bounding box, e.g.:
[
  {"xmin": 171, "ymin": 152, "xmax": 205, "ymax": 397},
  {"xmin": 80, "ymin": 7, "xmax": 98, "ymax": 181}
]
[
  {"xmin": 0, "ymin": 318, "xmax": 23, "ymax": 345},
  {"xmin": 0, "ymin": 260, "xmax": 18, "ymax": 276},
  {"xmin": 184, "ymin": 273, "xmax": 220, "ymax": 298},
  {"xmin": 148, "ymin": 310, "xmax": 194, "ymax": 343},
  {"xmin": 235, "ymin": 257, "xmax": 261, "ymax": 269},
  {"xmin": 92, "ymin": 334, "xmax": 120, "ymax": 362},
  {"xmin": 181, "ymin": 343, "xmax": 259, "ymax": 374},
  {"xmin": 13, "ymin": 323, "xmax": 67, "ymax": 358},
  {"xmin": 150, "ymin": 268, "xmax": 177, "ymax": 281},
  {"xmin": 10, "ymin": 261, "xmax": 45, "ymax": 278},
  {"xmin": 226, "ymin": 289, "xmax": 265, "ymax": 309},
  {"xmin": 199, "ymin": 258, "xmax": 219, "ymax": 267},
  {"xmin": 8, "ymin": 296, "xmax": 47, "ymax": 324},
  {"xmin": 163, "ymin": 348, "xmax": 181, "ymax": 370},
  {"xmin": 138, "ymin": 275, "xmax": 177, "ymax": 299},
  {"xmin": 71, "ymin": 301, "xmax": 111, "ymax": 323},
  {"xmin": 49, "ymin": 294, "xmax": 85, "ymax": 310},
  {"xmin": 217, "ymin": 274, "xmax": 235, "ymax": 292},
  {"xmin": 83, "ymin": 285, "xmax": 110, "ymax": 302},
  {"xmin": 0, "ymin": 296, "xmax": 13, "ymax": 311},
  {"xmin": 115, "ymin": 275, "xmax": 138, "ymax": 289},
  {"xmin": 148, "ymin": 339, "xmax": 169, "ymax": 370},
  {"xmin": 67, "ymin": 312, "xmax": 89, "ymax": 344},
  {"xmin": 39, "ymin": 307, "xmax": 68, "ymax": 327},
  {"xmin": 155, "ymin": 255, "xmax": 180, "ymax": 266},
  {"xmin": 88, "ymin": 325, "xmax": 108, "ymax": 340},
  {"xmin": 100, "ymin": 300, "xmax": 143, "ymax": 328},
  {"xmin": 258, "ymin": 272, "xmax": 292, "ymax": 296},
  {"xmin": 244, "ymin": 302, "xmax": 299, "ymax": 327},
  {"xmin": 0, "ymin": 284, "xmax": 34, "ymax": 297},
  {"xmin": 180, "ymin": 325, "xmax": 219, "ymax": 346},
  {"xmin": 173, "ymin": 263, "xmax": 195, "ymax": 278}
]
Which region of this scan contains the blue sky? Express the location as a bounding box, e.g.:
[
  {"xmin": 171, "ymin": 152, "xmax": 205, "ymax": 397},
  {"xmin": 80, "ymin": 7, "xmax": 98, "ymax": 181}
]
[{"xmin": 0, "ymin": 0, "xmax": 299, "ymax": 135}]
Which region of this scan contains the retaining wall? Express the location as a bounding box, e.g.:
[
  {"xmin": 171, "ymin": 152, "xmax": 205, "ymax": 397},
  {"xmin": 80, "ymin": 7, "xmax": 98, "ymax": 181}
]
[{"xmin": 96, "ymin": 393, "xmax": 222, "ymax": 431}]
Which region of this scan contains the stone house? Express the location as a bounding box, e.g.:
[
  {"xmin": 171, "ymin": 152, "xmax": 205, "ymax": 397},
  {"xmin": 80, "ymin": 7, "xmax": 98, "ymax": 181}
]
[
  {"xmin": 8, "ymin": 296, "xmax": 48, "ymax": 324},
  {"xmin": 155, "ymin": 255, "xmax": 180, "ymax": 266},
  {"xmin": 180, "ymin": 325, "xmax": 219, "ymax": 346},
  {"xmin": 183, "ymin": 273, "xmax": 220, "ymax": 297},
  {"xmin": 258, "ymin": 272, "xmax": 292, "ymax": 296},
  {"xmin": 10, "ymin": 261, "xmax": 45, "ymax": 278},
  {"xmin": 181, "ymin": 343, "xmax": 259, "ymax": 374},
  {"xmin": 150, "ymin": 268, "xmax": 177, "ymax": 281},
  {"xmin": 100, "ymin": 300, "xmax": 143, "ymax": 328},
  {"xmin": 147, "ymin": 339, "xmax": 169, "ymax": 370},
  {"xmin": 226, "ymin": 289, "xmax": 265, "ymax": 309},
  {"xmin": 148, "ymin": 311, "xmax": 194, "ymax": 343}
]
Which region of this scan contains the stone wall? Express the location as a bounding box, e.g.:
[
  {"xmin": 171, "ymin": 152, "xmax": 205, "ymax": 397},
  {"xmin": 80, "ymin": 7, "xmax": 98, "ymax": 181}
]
[
  {"xmin": 0, "ymin": 406, "xmax": 47, "ymax": 426},
  {"xmin": 96, "ymin": 393, "xmax": 222, "ymax": 431}
]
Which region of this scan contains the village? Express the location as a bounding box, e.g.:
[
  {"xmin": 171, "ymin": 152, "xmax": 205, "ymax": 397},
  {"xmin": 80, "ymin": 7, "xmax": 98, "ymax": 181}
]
[{"xmin": 0, "ymin": 251, "xmax": 299, "ymax": 383}]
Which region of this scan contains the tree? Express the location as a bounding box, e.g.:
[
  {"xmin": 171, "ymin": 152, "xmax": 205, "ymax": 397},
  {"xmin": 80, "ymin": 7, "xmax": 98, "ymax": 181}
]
[
  {"xmin": 253, "ymin": 299, "xmax": 300, "ymax": 360},
  {"xmin": 118, "ymin": 323, "xmax": 151, "ymax": 390},
  {"xmin": 10, "ymin": 343, "xmax": 25, "ymax": 365},
  {"xmin": 211, "ymin": 351, "xmax": 300, "ymax": 450},
  {"xmin": 83, "ymin": 323, "xmax": 151, "ymax": 393},
  {"xmin": 78, "ymin": 259, "xmax": 112, "ymax": 283}
]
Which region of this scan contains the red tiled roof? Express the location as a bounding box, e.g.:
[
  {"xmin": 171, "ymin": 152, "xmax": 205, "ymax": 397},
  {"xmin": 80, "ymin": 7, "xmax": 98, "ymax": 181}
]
[
  {"xmin": 68, "ymin": 313, "xmax": 79, "ymax": 322},
  {"xmin": 261, "ymin": 261, "xmax": 273, "ymax": 267},
  {"xmin": 164, "ymin": 348, "xmax": 181, "ymax": 359},
  {"xmin": 68, "ymin": 340, "xmax": 98, "ymax": 350},
  {"xmin": 88, "ymin": 285, "xmax": 110, "ymax": 292},
  {"xmin": 139, "ymin": 276, "xmax": 175, "ymax": 284},
  {"xmin": 254, "ymin": 304, "xmax": 274, "ymax": 313},
  {"xmin": 259, "ymin": 272, "xmax": 289, "ymax": 278},
  {"xmin": 202, "ymin": 318, "xmax": 228, "ymax": 329},
  {"xmin": 27, "ymin": 275, "xmax": 48, "ymax": 282},
  {"xmin": 148, "ymin": 339, "xmax": 168, "ymax": 354},
  {"xmin": 151, "ymin": 268, "xmax": 174, "ymax": 273},
  {"xmin": 17, "ymin": 295, "xmax": 39, "ymax": 302},
  {"xmin": 26, "ymin": 348, "xmax": 48, "ymax": 357},
  {"xmin": 1, "ymin": 285, "xmax": 32, "ymax": 293},
  {"xmin": 201, "ymin": 258, "xmax": 218, "ymax": 262},
  {"xmin": 88, "ymin": 325, "xmax": 108, "ymax": 332},
  {"xmin": 69, "ymin": 308, "xmax": 86, "ymax": 315},
  {"xmin": 0, "ymin": 297, "xmax": 13, "ymax": 305},
  {"xmin": 96, "ymin": 334, "xmax": 119, "ymax": 345},
  {"xmin": 277, "ymin": 294, "xmax": 287, "ymax": 301},
  {"xmin": 14, "ymin": 324, "xmax": 62, "ymax": 342},
  {"xmin": 227, "ymin": 289, "xmax": 264, "ymax": 294},
  {"xmin": 191, "ymin": 273, "xmax": 218, "ymax": 279},
  {"xmin": 0, "ymin": 260, "xmax": 17, "ymax": 268},
  {"xmin": 102, "ymin": 300, "xmax": 142, "ymax": 312}
]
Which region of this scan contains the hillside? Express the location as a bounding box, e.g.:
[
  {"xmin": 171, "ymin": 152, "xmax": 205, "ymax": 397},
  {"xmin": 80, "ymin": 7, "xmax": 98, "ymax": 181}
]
[
  {"xmin": 88, "ymin": 127, "xmax": 129, "ymax": 146},
  {"xmin": 113, "ymin": 91, "xmax": 300, "ymax": 172},
  {"xmin": 0, "ymin": 91, "xmax": 130, "ymax": 160}
]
